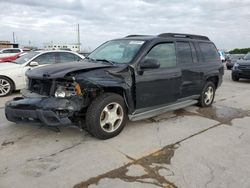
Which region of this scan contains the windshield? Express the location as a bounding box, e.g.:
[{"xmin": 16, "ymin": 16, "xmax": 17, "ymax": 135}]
[
  {"xmin": 88, "ymin": 40, "xmax": 145, "ymax": 64},
  {"xmin": 244, "ymin": 53, "xmax": 250, "ymax": 60},
  {"xmin": 12, "ymin": 51, "xmax": 40, "ymax": 64}
]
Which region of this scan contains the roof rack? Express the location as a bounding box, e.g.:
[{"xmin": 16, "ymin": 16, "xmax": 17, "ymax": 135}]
[
  {"xmin": 158, "ymin": 33, "xmax": 210, "ymax": 41},
  {"xmin": 125, "ymin": 35, "xmax": 152, "ymax": 38}
]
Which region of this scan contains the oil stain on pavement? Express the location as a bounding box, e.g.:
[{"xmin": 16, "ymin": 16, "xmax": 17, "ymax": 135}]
[{"xmin": 73, "ymin": 144, "xmax": 178, "ymax": 188}]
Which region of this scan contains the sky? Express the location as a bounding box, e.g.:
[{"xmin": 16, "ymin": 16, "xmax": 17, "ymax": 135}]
[{"xmin": 0, "ymin": 0, "xmax": 249, "ymax": 51}]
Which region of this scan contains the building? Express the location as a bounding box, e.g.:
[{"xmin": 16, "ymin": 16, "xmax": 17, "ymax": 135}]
[
  {"xmin": 0, "ymin": 41, "xmax": 19, "ymax": 49},
  {"xmin": 44, "ymin": 43, "xmax": 80, "ymax": 52}
]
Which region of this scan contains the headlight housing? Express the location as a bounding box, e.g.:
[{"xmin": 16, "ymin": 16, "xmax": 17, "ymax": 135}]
[
  {"xmin": 54, "ymin": 82, "xmax": 82, "ymax": 98},
  {"xmin": 233, "ymin": 63, "xmax": 239, "ymax": 70}
]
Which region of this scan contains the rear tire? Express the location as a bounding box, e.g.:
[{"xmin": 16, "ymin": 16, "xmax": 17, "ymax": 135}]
[
  {"xmin": 0, "ymin": 76, "xmax": 14, "ymax": 97},
  {"xmin": 85, "ymin": 93, "xmax": 127, "ymax": 139},
  {"xmin": 198, "ymin": 82, "xmax": 216, "ymax": 107}
]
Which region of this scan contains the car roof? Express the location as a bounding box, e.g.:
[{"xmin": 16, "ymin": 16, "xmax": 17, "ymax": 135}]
[{"xmin": 119, "ymin": 33, "xmax": 210, "ymax": 42}]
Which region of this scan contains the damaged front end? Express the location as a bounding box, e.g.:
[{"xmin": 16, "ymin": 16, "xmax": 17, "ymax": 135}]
[
  {"xmin": 5, "ymin": 61, "xmax": 135, "ymax": 127},
  {"xmin": 5, "ymin": 78, "xmax": 85, "ymax": 126}
]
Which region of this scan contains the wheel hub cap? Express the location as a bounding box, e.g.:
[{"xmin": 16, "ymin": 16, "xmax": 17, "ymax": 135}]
[
  {"xmin": 204, "ymin": 86, "xmax": 214, "ymax": 105},
  {"xmin": 100, "ymin": 102, "xmax": 124, "ymax": 133},
  {"xmin": 0, "ymin": 79, "xmax": 11, "ymax": 96}
]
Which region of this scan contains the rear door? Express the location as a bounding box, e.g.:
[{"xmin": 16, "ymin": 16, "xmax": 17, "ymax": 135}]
[
  {"xmin": 176, "ymin": 41, "xmax": 202, "ymax": 98},
  {"xmin": 135, "ymin": 42, "xmax": 182, "ymax": 110}
]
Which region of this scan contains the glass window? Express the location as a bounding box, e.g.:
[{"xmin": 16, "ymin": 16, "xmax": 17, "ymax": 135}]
[
  {"xmin": 33, "ymin": 52, "xmax": 56, "ymax": 65},
  {"xmin": 2, "ymin": 49, "xmax": 12, "ymax": 53},
  {"xmin": 88, "ymin": 40, "xmax": 145, "ymax": 64},
  {"xmin": 144, "ymin": 43, "xmax": 176, "ymax": 68},
  {"xmin": 176, "ymin": 42, "xmax": 193, "ymax": 64},
  {"xmin": 244, "ymin": 53, "xmax": 250, "ymax": 60},
  {"xmin": 59, "ymin": 52, "xmax": 81, "ymax": 63},
  {"xmin": 12, "ymin": 52, "xmax": 40, "ymax": 64},
  {"xmin": 199, "ymin": 42, "xmax": 220, "ymax": 62}
]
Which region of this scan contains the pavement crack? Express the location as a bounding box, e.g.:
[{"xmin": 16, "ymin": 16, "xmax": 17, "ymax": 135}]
[
  {"xmin": 156, "ymin": 126, "xmax": 162, "ymax": 147},
  {"xmin": 73, "ymin": 120, "xmax": 226, "ymax": 188},
  {"xmin": 49, "ymin": 141, "xmax": 83, "ymax": 157},
  {"xmin": 204, "ymin": 164, "xmax": 215, "ymax": 188},
  {"xmin": 73, "ymin": 144, "xmax": 178, "ymax": 188}
]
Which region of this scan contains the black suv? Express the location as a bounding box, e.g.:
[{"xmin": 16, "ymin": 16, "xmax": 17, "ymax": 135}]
[
  {"xmin": 231, "ymin": 52, "xmax": 250, "ymax": 81},
  {"xmin": 5, "ymin": 33, "xmax": 224, "ymax": 139}
]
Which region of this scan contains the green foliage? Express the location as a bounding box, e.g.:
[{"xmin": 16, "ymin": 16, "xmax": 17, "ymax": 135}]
[{"xmin": 229, "ymin": 48, "xmax": 250, "ymax": 54}]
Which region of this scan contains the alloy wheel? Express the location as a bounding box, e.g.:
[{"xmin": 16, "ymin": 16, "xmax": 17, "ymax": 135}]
[
  {"xmin": 100, "ymin": 102, "xmax": 124, "ymax": 133},
  {"xmin": 0, "ymin": 78, "xmax": 11, "ymax": 96}
]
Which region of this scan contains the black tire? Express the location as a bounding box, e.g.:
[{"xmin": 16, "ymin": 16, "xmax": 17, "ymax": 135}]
[
  {"xmin": 198, "ymin": 82, "xmax": 216, "ymax": 107},
  {"xmin": 232, "ymin": 75, "xmax": 239, "ymax": 81},
  {"xmin": 85, "ymin": 93, "xmax": 127, "ymax": 139},
  {"xmin": 0, "ymin": 76, "xmax": 14, "ymax": 97}
]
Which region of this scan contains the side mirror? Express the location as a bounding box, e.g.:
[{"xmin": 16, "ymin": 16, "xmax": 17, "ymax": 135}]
[
  {"xmin": 140, "ymin": 58, "xmax": 160, "ymax": 69},
  {"xmin": 29, "ymin": 61, "xmax": 39, "ymax": 67}
]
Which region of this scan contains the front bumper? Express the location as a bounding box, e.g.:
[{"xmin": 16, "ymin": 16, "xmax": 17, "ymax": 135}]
[
  {"xmin": 232, "ymin": 69, "xmax": 250, "ymax": 79},
  {"xmin": 5, "ymin": 97, "xmax": 83, "ymax": 126}
]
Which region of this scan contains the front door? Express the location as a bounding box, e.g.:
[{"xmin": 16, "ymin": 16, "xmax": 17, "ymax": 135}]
[{"xmin": 135, "ymin": 42, "xmax": 182, "ymax": 110}]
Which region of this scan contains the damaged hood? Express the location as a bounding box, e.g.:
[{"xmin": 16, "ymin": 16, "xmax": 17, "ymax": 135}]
[{"xmin": 26, "ymin": 60, "xmax": 113, "ymax": 79}]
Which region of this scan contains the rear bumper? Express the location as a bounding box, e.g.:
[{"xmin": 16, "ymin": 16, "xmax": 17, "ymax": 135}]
[{"xmin": 5, "ymin": 97, "xmax": 83, "ymax": 126}]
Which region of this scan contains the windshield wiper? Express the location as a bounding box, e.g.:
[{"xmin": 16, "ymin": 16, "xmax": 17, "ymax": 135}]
[
  {"xmin": 95, "ymin": 59, "xmax": 115, "ymax": 65},
  {"xmin": 85, "ymin": 56, "xmax": 96, "ymax": 61}
]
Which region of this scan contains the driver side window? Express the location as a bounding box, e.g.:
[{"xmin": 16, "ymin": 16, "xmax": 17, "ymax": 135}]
[{"xmin": 145, "ymin": 43, "xmax": 176, "ymax": 68}]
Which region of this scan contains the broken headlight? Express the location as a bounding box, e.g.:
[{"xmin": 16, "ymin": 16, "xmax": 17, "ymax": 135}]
[{"xmin": 54, "ymin": 82, "xmax": 82, "ymax": 98}]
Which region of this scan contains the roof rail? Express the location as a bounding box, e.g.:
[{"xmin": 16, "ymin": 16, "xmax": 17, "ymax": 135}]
[
  {"xmin": 125, "ymin": 35, "xmax": 152, "ymax": 38},
  {"xmin": 158, "ymin": 33, "xmax": 210, "ymax": 41}
]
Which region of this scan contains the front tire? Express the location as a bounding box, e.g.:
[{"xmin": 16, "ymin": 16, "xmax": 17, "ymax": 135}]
[
  {"xmin": 232, "ymin": 75, "xmax": 239, "ymax": 81},
  {"xmin": 0, "ymin": 76, "xmax": 14, "ymax": 97},
  {"xmin": 198, "ymin": 82, "xmax": 216, "ymax": 107},
  {"xmin": 85, "ymin": 93, "xmax": 127, "ymax": 139}
]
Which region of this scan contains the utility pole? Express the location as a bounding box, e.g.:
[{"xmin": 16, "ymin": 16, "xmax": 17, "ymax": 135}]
[
  {"xmin": 12, "ymin": 32, "xmax": 15, "ymax": 43},
  {"xmin": 77, "ymin": 24, "xmax": 81, "ymax": 52}
]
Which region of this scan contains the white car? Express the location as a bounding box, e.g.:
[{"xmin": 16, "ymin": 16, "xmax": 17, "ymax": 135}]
[
  {"xmin": 0, "ymin": 48, "xmax": 23, "ymax": 59},
  {"xmin": 0, "ymin": 50, "xmax": 84, "ymax": 97}
]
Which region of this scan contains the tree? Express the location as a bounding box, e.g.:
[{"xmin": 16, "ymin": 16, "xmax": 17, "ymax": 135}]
[{"xmin": 229, "ymin": 48, "xmax": 250, "ymax": 54}]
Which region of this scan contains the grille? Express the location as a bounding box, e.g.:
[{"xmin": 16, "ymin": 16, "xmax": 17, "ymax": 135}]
[
  {"xmin": 239, "ymin": 65, "xmax": 250, "ymax": 71},
  {"xmin": 28, "ymin": 79, "xmax": 53, "ymax": 96}
]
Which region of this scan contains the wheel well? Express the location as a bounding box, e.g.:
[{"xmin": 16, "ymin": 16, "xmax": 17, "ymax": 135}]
[
  {"xmin": 102, "ymin": 87, "xmax": 131, "ymax": 110},
  {"xmin": 0, "ymin": 75, "xmax": 16, "ymax": 90},
  {"xmin": 206, "ymin": 76, "xmax": 219, "ymax": 89},
  {"xmin": 102, "ymin": 87, "xmax": 124, "ymax": 97}
]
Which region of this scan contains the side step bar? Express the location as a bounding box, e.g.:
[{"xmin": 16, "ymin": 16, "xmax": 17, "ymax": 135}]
[{"xmin": 129, "ymin": 100, "xmax": 198, "ymax": 121}]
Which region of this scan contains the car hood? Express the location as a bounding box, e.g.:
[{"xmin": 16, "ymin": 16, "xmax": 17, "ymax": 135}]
[
  {"xmin": 236, "ymin": 59, "xmax": 250, "ymax": 66},
  {"xmin": 0, "ymin": 62, "xmax": 21, "ymax": 71},
  {"xmin": 26, "ymin": 60, "xmax": 113, "ymax": 79}
]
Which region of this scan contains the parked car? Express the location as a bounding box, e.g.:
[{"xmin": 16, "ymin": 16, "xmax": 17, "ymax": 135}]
[
  {"xmin": 0, "ymin": 48, "xmax": 23, "ymax": 54},
  {"xmin": 5, "ymin": 33, "xmax": 223, "ymax": 139},
  {"xmin": 0, "ymin": 53, "xmax": 21, "ymax": 63},
  {"xmin": 231, "ymin": 52, "xmax": 250, "ymax": 81},
  {"xmin": 0, "ymin": 48, "xmax": 23, "ymax": 61},
  {"xmin": 225, "ymin": 54, "xmax": 245, "ymax": 70},
  {"xmin": 0, "ymin": 50, "xmax": 84, "ymax": 96}
]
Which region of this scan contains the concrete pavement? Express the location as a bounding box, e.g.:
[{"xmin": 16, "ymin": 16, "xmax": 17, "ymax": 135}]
[{"xmin": 0, "ymin": 69, "xmax": 250, "ymax": 188}]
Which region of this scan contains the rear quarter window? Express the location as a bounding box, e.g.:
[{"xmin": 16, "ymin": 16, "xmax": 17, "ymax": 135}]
[{"xmin": 199, "ymin": 42, "xmax": 220, "ymax": 62}]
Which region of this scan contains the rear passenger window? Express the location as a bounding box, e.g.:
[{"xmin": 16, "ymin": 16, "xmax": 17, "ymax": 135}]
[
  {"xmin": 199, "ymin": 42, "xmax": 220, "ymax": 62},
  {"xmin": 145, "ymin": 43, "xmax": 176, "ymax": 68},
  {"xmin": 176, "ymin": 42, "xmax": 193, "ymax": 64}
]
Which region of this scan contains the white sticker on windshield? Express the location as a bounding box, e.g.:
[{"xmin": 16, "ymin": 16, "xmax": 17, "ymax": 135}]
[{"xmin": 129, "ymin": 41, "xmax": 144, "ymax": 45}]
